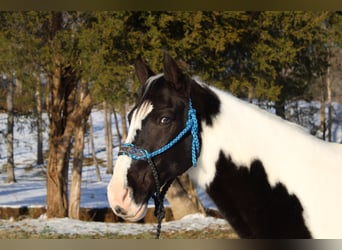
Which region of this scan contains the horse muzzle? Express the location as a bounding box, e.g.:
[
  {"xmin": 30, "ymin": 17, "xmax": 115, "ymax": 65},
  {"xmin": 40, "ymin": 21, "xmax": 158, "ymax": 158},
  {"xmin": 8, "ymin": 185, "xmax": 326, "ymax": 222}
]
[{"xmin": 107, "ymin": 176, "xmax": 148, "ymax": 222}]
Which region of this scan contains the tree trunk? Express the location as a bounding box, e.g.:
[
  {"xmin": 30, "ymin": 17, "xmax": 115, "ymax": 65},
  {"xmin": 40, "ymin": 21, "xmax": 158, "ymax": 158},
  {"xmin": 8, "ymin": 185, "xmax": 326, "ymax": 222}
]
[
  {"xmin": 104, "ymin": 102, "xmax": 113, "ymax": 174},
  {"xmin": 112, "ymin": 107, "xmax": 122, "ymax": 147},
  {"xmin": 166, "ymin": 173, "xmax": 205, "ymax": 220},
  {"xmin": 69, "ymin": 122, "xmax": 85, "ymax": 219},
  {"xmin": 45, "ymin": 11, "xmax": 68, "ymax": 218},
  {"xmin": 44, "ymin": 12, "xmax": 94, "ymax": 218},
  {"xmin": 46, "ymin": 65, "xmax": 73, "ymax": 218},
  {"xmin": 35, "ymin": 76, "xmax": 44, "ymax": 165},
  {"xmin": 68, "ymin": 80, "xmax": 91, "ymax": 219},
  {"xmin": 120, "ymin": 104, "xmax": 128, "ymax": 141},
  {"xmin": 46, "ymin": 66, "xmax": 92, "ymax": 218},
  {"xmin": 247, "ymin": 86, "xmax": 254, "ymax": 103},
  {"xmin": 275, "ymin": 100, "xmax": 286, "ymax": 119},
  {"xmin": 319, "ymin": 93, "xmax": 326, "ymax": 140},
  {"xmin": 89, "ymin": 114, "xmax": 102, "ymax": 182},
  {"xmin": 6, "ymin": 74, "xmax": 16, "ymax": 183},
  {"xmin": 326, "ymin": 66, "xmax": 332, "ymax": 142},
  {"xmin": 47, "ymin": 132, "xmax": 71, "ymax": 218}
]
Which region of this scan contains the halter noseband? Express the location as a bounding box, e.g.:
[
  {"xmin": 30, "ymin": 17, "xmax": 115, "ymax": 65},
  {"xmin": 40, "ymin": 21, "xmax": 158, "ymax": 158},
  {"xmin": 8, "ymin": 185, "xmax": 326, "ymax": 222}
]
[{"xmin": 117, "ymin": 98, "xmax": 200, "ymax": 238}]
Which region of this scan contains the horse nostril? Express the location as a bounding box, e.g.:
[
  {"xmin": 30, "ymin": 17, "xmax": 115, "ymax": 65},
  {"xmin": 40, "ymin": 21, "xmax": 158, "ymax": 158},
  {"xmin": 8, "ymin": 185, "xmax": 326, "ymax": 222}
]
[{"xmin": 114, "ymin": 205, "xmax": 127, "ymax": 215}]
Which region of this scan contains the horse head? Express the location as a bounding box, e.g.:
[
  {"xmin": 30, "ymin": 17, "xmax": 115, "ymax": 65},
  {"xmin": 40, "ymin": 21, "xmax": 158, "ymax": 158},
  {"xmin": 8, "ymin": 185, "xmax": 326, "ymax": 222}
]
[{"xmin": 107, "ymin": 52, "xmax": 199, "ymax": 221}]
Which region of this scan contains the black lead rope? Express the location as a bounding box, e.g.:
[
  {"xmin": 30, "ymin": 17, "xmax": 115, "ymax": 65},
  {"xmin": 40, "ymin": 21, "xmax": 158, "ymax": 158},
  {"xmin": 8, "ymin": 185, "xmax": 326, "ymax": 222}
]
[
  {"xmin": 147, "ymin": 158, "xmax": 174, "ymax": 239},
  {"xmin": 119, "ymin": 146, "xmax": 174, "ymax": 239}
]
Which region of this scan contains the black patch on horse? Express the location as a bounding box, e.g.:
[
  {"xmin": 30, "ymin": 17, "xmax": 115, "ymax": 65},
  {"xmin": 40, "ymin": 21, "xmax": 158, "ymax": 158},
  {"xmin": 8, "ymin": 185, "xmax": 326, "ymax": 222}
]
[
  {"xmin": 190, "ymin": 80, "xmax": 220, "ymax": 127},
  {"xmin": 206, "ymin": 151, "xmax": 312, "ymax": 238}
]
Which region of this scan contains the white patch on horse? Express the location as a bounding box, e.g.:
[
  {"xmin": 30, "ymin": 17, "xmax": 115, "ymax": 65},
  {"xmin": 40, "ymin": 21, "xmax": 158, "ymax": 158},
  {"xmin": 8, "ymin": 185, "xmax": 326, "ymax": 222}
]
[
  {"xmin": 188, "ymin": 80, "xmax": 342, "ymax": 238},
  {"xmin": 111, "ymin": 155, "xmax": 131, "ymax": 186},
  {"xmin": 125, "ymin": 100, "xmax": 154, "ymax": 144},
  {"xmin": 111, "ymin": 99, "xmax": 153, "ymax": 195}
]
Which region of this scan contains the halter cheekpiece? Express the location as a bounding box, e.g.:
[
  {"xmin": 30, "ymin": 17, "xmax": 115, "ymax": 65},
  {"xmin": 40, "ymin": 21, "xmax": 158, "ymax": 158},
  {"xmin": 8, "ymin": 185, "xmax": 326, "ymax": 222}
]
[{"xmin": 117, "ymin": 98, "xmax": 200, "ymax": 239}]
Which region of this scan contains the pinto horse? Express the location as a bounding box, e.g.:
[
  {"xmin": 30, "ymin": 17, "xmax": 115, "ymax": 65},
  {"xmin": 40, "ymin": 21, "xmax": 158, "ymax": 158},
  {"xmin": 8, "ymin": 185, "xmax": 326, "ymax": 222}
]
[{"xmin": 107, "ymin": 51, "xmax": 342, "ymax": 238}]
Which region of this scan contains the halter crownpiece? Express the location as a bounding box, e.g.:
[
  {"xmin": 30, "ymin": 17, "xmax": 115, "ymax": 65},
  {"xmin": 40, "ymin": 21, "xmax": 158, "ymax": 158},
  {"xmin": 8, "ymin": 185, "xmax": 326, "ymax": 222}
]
[{"xmin": 118, "ymin": 98, "xmax": 200, "ymax": 167}]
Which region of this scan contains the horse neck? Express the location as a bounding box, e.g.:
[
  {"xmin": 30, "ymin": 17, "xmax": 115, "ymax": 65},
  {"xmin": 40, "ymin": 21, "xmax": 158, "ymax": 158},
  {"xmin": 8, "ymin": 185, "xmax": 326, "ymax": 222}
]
[{"xmin": 190, "ymin": 80, "xmax": 342, "ymax": 189}]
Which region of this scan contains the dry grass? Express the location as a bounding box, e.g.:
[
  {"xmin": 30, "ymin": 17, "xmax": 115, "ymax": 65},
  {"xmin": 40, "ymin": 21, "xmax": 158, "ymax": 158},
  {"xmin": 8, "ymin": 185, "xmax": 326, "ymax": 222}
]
[{"xmin": 0, "ymin": 226, "xmax": 238, "ymax": 239}]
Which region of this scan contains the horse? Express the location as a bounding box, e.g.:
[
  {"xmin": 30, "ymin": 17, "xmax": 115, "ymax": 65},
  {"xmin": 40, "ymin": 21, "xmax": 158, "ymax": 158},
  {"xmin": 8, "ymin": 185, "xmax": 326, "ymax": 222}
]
[{"xmin": 107, "ymin": 51, "xmax": 342, "ymax": 239}]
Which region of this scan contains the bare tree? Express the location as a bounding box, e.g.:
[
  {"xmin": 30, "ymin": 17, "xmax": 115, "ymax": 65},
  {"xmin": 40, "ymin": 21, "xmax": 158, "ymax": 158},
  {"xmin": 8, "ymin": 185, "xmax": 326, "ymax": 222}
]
[
  {"xmin": 112, "ymin": 107, "xmax": 122, "ymax": 148},
  {"xmin": 120, "ymin": 104, "xmax": 128, "ymax": 142},
  {"xmin": 318, "ymin": 46, "xmax": 341, "ymax": 142},
  {"xmin": 35, "ymin": 74, "xmax": 44, "ymax": 165},
  {"xmin": 326, "ymin": 66, "xmax": 333, "ymax": 142},
  {"xmin": 88, "ymin": 114, "xmax": 102, "ymax": 182},
  {"xmin": 5, "ymin": 74, "xmax": 16, "ymax": 183},
  {"xmin": 103, "ymin": 101, "xmax": 113, "ymax": 174},
  {"xmin": 319, "ymin": 72, "xmax": 327, "ymax": 140}
]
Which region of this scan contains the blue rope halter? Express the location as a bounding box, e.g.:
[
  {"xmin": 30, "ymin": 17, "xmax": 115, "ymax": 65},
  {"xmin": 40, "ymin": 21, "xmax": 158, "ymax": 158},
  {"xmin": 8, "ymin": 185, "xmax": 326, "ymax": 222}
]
[
  {"xmin": 117, "ymin": 98, "xmax": 200, "ymax": 239},
  {"xmin": 118, "ymin": 98, "xmax": 200, "ymax": 167}
]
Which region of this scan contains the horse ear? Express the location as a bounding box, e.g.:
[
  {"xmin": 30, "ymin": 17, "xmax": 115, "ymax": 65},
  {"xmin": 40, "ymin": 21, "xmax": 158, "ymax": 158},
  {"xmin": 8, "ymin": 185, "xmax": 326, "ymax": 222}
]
[
  {"xmin": 134, "ymin": 55, "xmax": 155, "ymax": 85},
  {"xmin": 163, "ymin": 51, "xmax": 187, "ymax": 91}
]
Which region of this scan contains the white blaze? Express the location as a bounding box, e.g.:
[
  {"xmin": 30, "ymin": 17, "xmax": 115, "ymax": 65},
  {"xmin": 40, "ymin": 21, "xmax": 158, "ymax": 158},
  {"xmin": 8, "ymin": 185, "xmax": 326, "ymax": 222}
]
[
  {"xmin": 125, "ymin": 101, "xmax": 154, "ymax": 144},
  {"xmin": 107, "ymin": 100, "xmax": 154, "ymax": 221}
]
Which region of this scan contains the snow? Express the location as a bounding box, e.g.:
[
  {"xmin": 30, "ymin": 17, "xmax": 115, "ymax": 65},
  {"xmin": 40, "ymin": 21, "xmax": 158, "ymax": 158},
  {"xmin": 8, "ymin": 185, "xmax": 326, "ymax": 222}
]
[{"xmin": 0, "ymin": 213, "xmax": 229, "ymax": 237}]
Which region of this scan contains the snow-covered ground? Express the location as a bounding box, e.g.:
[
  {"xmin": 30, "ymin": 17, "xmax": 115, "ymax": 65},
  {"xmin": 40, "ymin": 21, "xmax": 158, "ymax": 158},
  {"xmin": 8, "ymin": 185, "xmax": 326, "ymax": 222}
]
[{"xmin": 0, "ymin": 213, "xmax": 230, "ymax": 237}]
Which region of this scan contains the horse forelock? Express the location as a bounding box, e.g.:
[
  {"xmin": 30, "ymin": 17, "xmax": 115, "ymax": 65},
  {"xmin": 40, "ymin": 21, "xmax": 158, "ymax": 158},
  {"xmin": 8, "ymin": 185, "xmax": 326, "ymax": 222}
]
[
  {"xmin": 140, "ymin": 73, "xmax": 164, "ymax": 101},
  {"xmin": 125, "ymin": 74, "xmax": 165, "ymax": 144}
]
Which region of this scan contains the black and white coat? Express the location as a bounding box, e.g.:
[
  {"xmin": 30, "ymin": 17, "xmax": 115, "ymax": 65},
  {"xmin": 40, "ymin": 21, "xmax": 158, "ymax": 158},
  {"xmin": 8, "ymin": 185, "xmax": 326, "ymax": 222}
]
[
  {"xmin": 189, "ymin": 80, "xmax": 342, "ymax": 238},
  {"xmin": 107, "ymin": 52, "xmax": 342, "ymax": 239}
]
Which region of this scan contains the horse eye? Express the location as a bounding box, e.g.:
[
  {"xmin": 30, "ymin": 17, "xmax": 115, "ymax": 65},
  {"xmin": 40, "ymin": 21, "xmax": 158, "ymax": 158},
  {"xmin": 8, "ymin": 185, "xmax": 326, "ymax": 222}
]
[{"xmin": 160, "ymin": 117, "xmax": 172, "ymax": 125}]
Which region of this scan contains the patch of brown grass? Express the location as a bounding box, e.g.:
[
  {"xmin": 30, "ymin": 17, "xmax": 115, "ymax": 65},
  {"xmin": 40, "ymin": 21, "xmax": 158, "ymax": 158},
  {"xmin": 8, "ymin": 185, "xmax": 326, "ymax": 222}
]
[{"xmin": 0, "ymin": 227, "xmax": 238, "ymax": 239}]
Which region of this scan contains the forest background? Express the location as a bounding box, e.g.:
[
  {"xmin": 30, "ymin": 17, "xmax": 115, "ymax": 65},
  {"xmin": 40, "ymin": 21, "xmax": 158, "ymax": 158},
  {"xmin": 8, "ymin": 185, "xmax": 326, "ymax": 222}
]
[{"xmin": 0, "ymin": 11, "xmax": 342, "ymax": 221}]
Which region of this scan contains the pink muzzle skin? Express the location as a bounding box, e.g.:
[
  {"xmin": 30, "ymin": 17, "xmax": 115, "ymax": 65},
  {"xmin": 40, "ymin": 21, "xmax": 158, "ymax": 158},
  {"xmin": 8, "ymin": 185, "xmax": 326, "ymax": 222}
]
[{"xmin": 107, "ymin": 176, "xmax": 148, "ymax": 222}]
